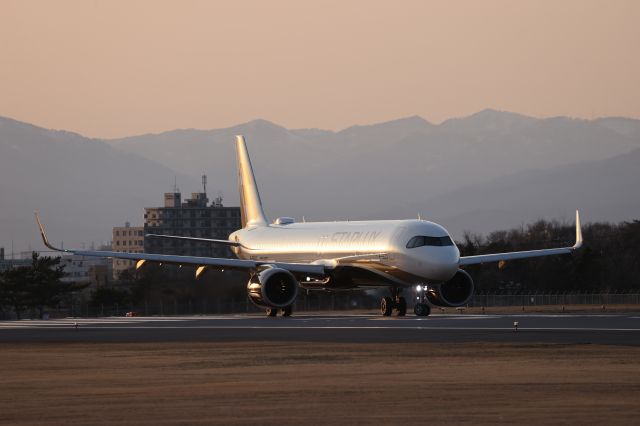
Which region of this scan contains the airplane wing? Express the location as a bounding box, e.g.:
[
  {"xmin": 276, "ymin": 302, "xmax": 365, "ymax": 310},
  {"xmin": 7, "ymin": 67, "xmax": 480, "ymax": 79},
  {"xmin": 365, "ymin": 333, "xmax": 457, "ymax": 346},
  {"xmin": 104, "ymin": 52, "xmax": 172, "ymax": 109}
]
[
  {"xmin": 146, "ymin": 233, "xmax": 241, "ymax": 246},
  {"xmin": 35, "ymin": 212, "xmax": 325, "ymax": 277},
  {"xmin": 459, "ymin": 210, "xmax": 583, "ymax": 266}
]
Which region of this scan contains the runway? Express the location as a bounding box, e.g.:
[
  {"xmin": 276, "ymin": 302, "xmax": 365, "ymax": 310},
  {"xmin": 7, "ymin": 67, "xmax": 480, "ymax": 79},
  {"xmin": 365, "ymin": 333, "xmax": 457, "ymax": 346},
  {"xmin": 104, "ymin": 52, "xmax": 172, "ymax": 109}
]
[{"xmin": 1, "ymin": 312, "xmax": 639, "ymax": 345}]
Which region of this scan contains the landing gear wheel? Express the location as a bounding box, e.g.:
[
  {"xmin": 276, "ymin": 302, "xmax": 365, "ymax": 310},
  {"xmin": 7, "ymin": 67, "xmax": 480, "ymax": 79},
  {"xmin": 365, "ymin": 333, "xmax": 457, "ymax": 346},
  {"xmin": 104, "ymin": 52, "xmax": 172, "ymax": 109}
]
[
  {"xmin": 414, "ymin": 303, "xmax": 431, "ymax": 317},
  {"xmin": 381, "ymin": 296, "xmax": 394, "ymax": 316},
  {"xmin": 396, "ymin": 296, "xmax": 407, "ymax": 316},
  {"xmin": 266, "ymin": 307, "xmax": 278, "ymax": 317},
  {"xmin": 281, "ymin": 305, "xmax": 293, "ymax": 317}
]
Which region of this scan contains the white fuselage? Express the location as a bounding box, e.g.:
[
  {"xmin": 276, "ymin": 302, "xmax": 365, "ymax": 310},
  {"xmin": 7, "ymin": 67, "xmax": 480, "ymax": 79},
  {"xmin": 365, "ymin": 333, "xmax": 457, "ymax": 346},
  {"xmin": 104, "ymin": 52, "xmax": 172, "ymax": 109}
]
[{"xmin": 229, "ymin": 219, "xmax": 460, "ymax": 284}]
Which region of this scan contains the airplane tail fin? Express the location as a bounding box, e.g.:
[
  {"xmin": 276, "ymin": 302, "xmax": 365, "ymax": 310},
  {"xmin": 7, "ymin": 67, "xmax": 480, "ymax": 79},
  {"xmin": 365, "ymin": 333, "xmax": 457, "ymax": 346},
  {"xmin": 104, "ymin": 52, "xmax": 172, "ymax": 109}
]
[{"xmin": 235, "ymin": 135, "xmax": 268, "ymax": 228}]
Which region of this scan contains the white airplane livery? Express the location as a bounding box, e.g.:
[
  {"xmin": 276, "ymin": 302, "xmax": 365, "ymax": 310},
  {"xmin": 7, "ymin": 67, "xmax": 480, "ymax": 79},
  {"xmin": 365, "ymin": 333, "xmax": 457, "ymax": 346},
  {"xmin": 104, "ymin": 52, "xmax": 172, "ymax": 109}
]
[{"xmin": 36, "ymin": 135, "xmax": 583, "ymax": 317}]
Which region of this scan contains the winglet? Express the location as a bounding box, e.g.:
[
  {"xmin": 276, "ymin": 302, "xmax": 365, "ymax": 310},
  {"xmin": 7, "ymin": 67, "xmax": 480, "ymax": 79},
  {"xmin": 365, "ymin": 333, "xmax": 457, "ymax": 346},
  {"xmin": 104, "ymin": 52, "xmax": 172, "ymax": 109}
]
[
  {"xmin": 34, "ymin": 211, "xmax": 67, "ymax": 252},
  {"xmin": 573, "ymin": 210, "xmax": 583, "ymax": 249}
]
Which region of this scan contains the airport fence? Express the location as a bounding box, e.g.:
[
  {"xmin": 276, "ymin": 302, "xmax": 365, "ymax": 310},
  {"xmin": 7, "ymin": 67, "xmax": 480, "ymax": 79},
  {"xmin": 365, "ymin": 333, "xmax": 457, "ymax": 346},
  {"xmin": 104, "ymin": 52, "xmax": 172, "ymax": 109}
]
[
  {"xmin": 468, "ymin": 293, "xmax": 640, "ymax": 308},
  {"xmin": 61, "ymin": 294, "xmax": 379, "ymax": 318},
  {"xmin": 22, "ymin": 291, "xmax": 640, "ymax": 319}
]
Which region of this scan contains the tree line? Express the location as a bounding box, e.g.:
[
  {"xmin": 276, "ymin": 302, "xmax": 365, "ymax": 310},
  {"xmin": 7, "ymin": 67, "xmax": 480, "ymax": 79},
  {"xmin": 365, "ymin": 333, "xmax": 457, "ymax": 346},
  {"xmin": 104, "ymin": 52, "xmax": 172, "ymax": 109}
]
[
  {"xmin": 458, "ymin": 219, "xmax": 640, "ymax": 293},
  {"xmin": 1, "ymin": 219, "xmax": 638, "ymax": 319},
  {"xmin": 0, "ymin": 253, "xmax": 83, "ymax": 319},
  {"xmin": 103, "ymin": 218, "xmax": 640, "ymax": 307}
]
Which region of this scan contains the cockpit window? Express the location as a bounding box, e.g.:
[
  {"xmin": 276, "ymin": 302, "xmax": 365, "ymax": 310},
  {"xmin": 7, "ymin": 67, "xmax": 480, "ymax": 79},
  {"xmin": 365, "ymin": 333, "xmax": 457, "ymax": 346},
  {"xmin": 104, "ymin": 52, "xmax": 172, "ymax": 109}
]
[{"xmin": 406, "ymin": 235, "xmax": 454, "ymax": 248}]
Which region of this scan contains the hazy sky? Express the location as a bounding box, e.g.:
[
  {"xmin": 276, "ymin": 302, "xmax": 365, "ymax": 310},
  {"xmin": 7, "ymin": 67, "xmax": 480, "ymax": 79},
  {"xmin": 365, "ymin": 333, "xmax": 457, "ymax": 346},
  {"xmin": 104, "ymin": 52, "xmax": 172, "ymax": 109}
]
[{"xmin": 1, "ymin": 0, "xmax": 639, "ymax": 138}]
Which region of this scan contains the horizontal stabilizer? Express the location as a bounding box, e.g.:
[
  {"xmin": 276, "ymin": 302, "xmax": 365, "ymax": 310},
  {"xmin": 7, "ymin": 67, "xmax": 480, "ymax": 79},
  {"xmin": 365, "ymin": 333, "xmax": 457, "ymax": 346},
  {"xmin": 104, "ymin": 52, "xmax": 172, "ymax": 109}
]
[{"xmin": 146, "ymin": 234, "xmax": 241, "ymax": 247}]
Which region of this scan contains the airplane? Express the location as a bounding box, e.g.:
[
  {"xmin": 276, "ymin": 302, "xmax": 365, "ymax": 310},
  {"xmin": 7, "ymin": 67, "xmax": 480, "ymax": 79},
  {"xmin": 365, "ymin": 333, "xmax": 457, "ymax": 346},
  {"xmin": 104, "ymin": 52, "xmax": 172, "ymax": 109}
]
[{"xmin": 36, "ymin": 135, "xmax": 583, "ymax": 317}]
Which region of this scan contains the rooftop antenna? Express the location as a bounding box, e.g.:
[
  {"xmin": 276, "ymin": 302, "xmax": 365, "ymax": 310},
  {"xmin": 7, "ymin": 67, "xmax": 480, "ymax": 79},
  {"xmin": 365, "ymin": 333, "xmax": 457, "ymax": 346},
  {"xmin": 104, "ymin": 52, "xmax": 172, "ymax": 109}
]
[
  {"xmin": 214, "ymin": 191, "xmax": 223, "ymax": 207},
  {"xmin": 202, "ymin": 174, "xmax": 207, "ymax": 196}
]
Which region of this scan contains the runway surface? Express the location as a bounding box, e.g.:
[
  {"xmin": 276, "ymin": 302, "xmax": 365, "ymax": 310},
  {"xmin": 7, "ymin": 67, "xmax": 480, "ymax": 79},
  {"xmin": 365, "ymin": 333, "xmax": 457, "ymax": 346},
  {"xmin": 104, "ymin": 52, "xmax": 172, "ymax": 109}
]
[{"xmin": 1, "ymin": 312, "xmax": 639, "ymax": 345}]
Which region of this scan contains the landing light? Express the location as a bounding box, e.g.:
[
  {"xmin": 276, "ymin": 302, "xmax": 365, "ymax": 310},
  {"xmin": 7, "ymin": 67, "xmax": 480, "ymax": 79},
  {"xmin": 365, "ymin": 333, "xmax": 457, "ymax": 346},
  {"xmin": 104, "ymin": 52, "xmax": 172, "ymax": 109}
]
[
  {"xmin": 306, "ymin": 276, "xmax": 311, "ymax": 282},
  {"xmin": 416, "ymin": 285, "xmax": 422, "ymax": 291}
]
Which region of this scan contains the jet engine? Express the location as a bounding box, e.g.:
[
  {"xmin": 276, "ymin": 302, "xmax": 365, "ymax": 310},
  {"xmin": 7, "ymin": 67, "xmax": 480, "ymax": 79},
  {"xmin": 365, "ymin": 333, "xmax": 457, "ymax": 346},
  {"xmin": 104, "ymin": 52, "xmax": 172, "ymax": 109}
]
[
  {"xmin": 426, "ymin": 269, "xmax": 474, "ymax": 307},
  {"xmin": 247, "ymin": 267, "xmax": 299, "ymax": 308}
]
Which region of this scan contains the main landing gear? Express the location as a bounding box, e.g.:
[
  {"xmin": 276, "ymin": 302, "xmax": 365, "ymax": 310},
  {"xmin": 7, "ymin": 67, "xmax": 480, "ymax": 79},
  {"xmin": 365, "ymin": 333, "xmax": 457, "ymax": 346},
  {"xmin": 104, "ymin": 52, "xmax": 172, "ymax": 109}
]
[
  {"xmin": 266, "ymin": 305, "xmax": 293, "ymax": 317},
  {"xmin": 380, "ymin": 288, "xmax": 407, "ymax": 317},
  {"xmin": 414, "ymin": 284, "xmax": 431, "ymax": 317}
]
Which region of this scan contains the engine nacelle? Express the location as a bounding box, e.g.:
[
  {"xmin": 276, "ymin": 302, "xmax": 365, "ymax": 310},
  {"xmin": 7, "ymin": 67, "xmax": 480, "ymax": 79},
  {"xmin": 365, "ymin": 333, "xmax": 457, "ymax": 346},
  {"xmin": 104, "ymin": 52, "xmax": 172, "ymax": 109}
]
[
  {"xmin": 426, "ymin": 269, "xmax": 474, "ymax": 307},
  {"xmin": 247, "ymin": 267, "xmax": 299, "ymax": 308}
]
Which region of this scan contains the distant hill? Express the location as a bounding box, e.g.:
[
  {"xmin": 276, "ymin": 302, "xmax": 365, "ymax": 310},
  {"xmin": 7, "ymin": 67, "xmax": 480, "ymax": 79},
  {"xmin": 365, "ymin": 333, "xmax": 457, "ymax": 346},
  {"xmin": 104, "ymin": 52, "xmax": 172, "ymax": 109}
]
[
  {"xmin": 107, "ymin": 109, "xmax": 640, "ymax": 223},
  {"xmin": 2, "ymin": 110, "xmax": 640, "ymax": 253},
  {"xmin": 594, "ymin": 117, "xmax": 640, "ymax": 139},
  {"xmin": 418, "ymin": 147, "xmax": 640, "ymax": 239},
  {"xmin": 0, "ymin": 117, "xmax": 197, "ymax": 253}
]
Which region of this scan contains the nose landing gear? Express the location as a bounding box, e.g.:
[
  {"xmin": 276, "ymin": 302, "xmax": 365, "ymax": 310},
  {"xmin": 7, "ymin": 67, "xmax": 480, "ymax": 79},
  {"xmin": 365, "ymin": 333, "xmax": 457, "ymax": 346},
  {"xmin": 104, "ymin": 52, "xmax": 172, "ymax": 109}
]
[
  {"xmin": 380, "ymin": 288, "xmax": 408, "ymax": 316},
  {"xmin": 414, "ymin": 284, "xmax": 431, "ymax": 317},
  {"xmin": 414, "ymin": 303, "xmax": 431, "ymax": 316}
]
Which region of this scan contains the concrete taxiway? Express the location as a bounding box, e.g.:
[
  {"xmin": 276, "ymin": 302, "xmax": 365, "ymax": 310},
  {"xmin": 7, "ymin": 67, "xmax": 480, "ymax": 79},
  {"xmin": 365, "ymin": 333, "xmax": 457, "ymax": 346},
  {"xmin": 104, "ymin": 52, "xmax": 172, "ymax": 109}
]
[{"xmin": 1, "ymin": 312, "xmax": 639, "ymax": 345}]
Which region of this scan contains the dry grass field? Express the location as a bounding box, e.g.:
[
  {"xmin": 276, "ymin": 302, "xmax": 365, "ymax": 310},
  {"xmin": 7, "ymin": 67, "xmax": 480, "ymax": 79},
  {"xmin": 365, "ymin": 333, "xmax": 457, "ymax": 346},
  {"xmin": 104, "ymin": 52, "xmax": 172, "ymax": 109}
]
[{"xmin": 1, "ymin": 342, "xmax": 639, "ymax": 425}]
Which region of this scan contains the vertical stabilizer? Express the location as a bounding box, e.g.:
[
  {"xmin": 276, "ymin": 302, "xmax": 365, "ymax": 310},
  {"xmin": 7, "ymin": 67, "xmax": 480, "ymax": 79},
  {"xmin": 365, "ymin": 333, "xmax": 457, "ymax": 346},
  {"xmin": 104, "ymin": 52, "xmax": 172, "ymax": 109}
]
[{"xmin": 235, "ymin": 135, "xmax": 268, "ymax": 227}]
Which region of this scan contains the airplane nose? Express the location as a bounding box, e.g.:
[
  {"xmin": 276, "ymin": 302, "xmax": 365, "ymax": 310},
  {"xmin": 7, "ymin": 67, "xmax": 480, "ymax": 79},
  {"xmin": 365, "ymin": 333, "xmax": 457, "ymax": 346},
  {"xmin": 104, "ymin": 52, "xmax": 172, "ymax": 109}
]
[
  {"xmin": 442, "ymin": 246, "xmax": 460, "ymax": 274},
  {"xmin": 432, "ymin": 245, "xmax": 459, "ymax": 264},
  {"xmin": 419, "ymin": 246, "xmax": 459, "ymax": 281},
  {"xmin": 446, "ymin": 245, "xmax": 460, "ymax": 263}
]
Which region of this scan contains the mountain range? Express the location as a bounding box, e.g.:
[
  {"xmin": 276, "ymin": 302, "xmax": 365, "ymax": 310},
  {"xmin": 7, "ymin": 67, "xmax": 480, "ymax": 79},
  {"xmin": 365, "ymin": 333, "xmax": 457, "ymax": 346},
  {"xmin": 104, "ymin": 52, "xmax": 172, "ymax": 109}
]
[
  {"xmin": 0, "ymin": 116, "xmax": 198, "ymax": 255},
  {"xmin": 1, "ymin": 110, "xmax": 639, "ymax": 254}
]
